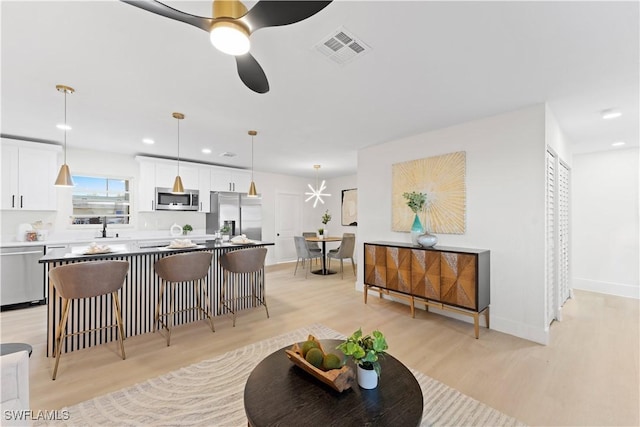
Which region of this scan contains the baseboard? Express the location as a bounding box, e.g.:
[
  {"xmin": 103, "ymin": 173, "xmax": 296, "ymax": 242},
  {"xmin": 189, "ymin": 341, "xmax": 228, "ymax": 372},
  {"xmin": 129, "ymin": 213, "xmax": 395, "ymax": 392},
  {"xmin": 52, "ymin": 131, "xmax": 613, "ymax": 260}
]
[
  {"xmin": 357, "ymin": 282, "xmax": 549, "ymax": 345},
  {"xmin": 490, "ymin": 316, "xmax": 549, "ymax": 345},
  {"xmin": 573, "ymin": 278, "xmax": 640, "ymax": 299}
]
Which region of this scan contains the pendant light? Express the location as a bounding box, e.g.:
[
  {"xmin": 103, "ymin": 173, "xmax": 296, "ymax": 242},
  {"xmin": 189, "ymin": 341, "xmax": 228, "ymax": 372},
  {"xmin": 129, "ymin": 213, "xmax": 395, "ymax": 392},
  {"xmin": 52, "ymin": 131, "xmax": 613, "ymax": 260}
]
[
  {"xmin": 247, "ymin": 130, "xmax": 258, "ymax": 197},
  {"xmin": 54, "ymin": 84, "xmax": 75, "ymax": 187},
  {"xmin": 172, "ymin": 112, "xmax": 185, "ymax": 193},
  {"xmin": 304, "ymin": 164, "xmax": 331, "ymax": 208}
]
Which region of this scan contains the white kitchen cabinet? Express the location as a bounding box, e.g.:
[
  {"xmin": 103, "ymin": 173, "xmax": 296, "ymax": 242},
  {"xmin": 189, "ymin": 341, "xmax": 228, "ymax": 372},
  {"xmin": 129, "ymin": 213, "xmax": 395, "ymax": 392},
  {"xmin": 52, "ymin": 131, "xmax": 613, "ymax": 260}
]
[
  {"xmin": 1, "ymin": 139, "xmax": 60, "ymax": 211},
  {"xmin": 136, "ymin": 156, "xmax": 203, "ymax": 212},
  {"xmin": 137, "ymin": 160, "xmax": 156, "ymax": 212},
  {"xmin": 155, "ymin": 162, "xmax": 199, "ymax": 190},
  {"xmin": 211, "ymin": 167, "xmax": 251, "ymax": 193},
  {"xmin": 198, "ymin": 167, "xmax": 211, "ymax": 212}
]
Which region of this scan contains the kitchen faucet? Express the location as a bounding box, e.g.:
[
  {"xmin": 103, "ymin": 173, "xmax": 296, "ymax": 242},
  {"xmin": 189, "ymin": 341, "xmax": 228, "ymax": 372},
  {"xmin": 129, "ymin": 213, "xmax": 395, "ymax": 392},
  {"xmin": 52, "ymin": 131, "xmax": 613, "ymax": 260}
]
[{"xmin": 102, "ymin": 217, "xmax": 107, "ymax": 238}]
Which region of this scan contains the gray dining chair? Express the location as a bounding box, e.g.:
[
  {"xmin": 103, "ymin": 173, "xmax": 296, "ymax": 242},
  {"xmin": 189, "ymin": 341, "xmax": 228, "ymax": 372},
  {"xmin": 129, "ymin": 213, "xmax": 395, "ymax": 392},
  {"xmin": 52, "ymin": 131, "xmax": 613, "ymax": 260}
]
[
  {"xmin": 327, "ymin": 232, "xmax": 355, "ymax": 257},
  {"xmin": 302, "ymin": 231, "xmax": 322, "ymax": 262},
  {"xmin": 294, "ymin": 236, "xmax": 322, "ymax": 278},
  {"xmin": 327, "ymin": 233, "xmax": 356, "ymax": 279}
]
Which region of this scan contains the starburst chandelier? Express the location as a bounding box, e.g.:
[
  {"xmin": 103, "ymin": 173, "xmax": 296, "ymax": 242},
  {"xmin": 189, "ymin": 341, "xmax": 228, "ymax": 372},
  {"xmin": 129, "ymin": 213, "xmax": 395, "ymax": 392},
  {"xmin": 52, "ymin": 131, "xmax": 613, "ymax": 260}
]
[{"xmin": 305, "ymin": 164, "xmax": 331, "ymax": 208}]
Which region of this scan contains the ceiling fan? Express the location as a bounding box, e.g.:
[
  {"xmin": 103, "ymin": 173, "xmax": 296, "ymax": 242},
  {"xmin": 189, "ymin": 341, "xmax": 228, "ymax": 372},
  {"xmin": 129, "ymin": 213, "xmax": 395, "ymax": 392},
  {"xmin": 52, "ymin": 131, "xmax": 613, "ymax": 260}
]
[{"xmin": 121, "ymin": 0, "xmax": 333, "ymax": 94}]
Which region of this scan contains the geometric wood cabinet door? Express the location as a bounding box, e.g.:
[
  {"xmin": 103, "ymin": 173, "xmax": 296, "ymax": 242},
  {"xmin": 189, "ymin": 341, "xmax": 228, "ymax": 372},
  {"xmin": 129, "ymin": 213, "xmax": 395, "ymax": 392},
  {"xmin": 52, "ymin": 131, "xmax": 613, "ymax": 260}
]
[
  {"xmin": 440, "ymin": 252, "xmax": 477, "ymax": 310},
  {"xmin": 385, "ymin": 247, "xmax": 412, "ymax": 294},
  {"xmin": 411, "ymin": 249, "xmax": 440, "ymax": 300},
  {"xmin": 364, "ymin": 244, "xmax": 387, "ymax": 287},
  {"xmin": 363, "ymin": 241, "xmax": 490, "ymax": 338}
]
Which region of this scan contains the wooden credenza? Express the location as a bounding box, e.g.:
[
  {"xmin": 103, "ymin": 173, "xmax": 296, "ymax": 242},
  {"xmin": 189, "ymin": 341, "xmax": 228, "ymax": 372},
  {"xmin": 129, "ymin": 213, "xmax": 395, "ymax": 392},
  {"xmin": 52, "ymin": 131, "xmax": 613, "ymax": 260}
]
[{"xmin": 364, "ymin": 241, "xmax": 490, "ymax": 338}]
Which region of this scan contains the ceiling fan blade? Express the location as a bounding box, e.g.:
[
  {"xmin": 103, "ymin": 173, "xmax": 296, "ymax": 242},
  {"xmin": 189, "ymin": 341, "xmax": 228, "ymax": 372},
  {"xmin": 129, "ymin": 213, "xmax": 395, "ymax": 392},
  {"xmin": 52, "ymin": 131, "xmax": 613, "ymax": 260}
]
[
  {"xmin": 120, "ymin": 0, "xmax": 213, "ymax": 32},
  {"xmin": 235, "ymin": 54, "xmax": 270, "ymax": 94},
  {"xmin": 240, "ymin": 1, "xmax": 332, "ymax": 32}
]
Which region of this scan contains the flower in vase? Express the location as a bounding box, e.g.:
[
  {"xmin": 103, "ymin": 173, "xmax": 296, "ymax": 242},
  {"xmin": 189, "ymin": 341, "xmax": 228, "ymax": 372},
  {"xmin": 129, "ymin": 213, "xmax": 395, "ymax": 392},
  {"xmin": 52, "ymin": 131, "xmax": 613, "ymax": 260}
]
[{"xmin": 402, "ymin": 192, "xmax": 426, "ymax": 214}]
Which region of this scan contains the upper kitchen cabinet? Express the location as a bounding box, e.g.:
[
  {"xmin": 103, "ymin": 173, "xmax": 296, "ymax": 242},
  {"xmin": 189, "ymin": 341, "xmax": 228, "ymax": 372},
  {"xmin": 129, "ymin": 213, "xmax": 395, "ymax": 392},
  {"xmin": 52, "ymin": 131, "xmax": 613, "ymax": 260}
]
[
  {"xmin": 1, "ymin": 139, "xmax": 60, "ymax": 211},
  {"xmin": 211, "ymin": 167, "xmax": 251, "ymax": 193},
  {"xmin": 199, "ymin": 167, "xmax": 211, "ymax": 212},
  {"xmin": 137, "ymin": 159, "xmax": 156, "ymax": 212},
  {"xmin": 135, "ymin": 156, "xmax": 210, "ymax": 212},
  {"xmin": 155, "ymin": 162, "xmax": 199, "ymax": 190}
]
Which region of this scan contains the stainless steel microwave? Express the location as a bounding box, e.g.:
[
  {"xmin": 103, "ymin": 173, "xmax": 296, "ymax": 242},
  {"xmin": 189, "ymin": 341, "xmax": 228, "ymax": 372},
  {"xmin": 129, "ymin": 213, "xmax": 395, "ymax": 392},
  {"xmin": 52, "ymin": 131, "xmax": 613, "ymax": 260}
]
[{"xmin": 155, "ymin": 187, "xmax": 199, "ymax": 211}]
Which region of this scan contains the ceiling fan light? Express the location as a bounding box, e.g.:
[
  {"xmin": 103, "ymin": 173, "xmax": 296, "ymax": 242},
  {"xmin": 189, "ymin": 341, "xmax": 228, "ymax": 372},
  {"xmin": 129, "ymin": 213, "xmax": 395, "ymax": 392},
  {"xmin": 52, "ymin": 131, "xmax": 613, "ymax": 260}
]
[{"xmin": 210, "ymin": 21, "xmax": 250, "ymax": 56}]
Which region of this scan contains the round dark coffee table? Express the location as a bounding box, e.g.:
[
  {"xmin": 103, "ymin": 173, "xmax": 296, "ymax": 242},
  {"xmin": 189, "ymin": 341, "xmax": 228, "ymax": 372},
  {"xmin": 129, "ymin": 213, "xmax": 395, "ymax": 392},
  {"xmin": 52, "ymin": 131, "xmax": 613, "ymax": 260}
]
[{"xmin": 244, "ymin": 339, "xmax": 423, "ymax": 426}]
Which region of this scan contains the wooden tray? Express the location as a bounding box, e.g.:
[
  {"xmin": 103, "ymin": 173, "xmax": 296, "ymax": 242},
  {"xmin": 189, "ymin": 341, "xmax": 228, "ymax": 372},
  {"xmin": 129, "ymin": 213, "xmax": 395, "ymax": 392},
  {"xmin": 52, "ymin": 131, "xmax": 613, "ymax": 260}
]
[{"xmin": 285, "ymin": 335, "xmax": 354, "ymax": 392}]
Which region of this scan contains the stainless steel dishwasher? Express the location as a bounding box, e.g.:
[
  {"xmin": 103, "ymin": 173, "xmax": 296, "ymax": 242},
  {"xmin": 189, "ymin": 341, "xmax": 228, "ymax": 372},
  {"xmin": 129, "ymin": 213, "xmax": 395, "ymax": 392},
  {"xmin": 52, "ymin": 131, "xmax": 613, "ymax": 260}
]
[{"xmin": 0, "ymin": 245, "xmax": 45, "ymax": 308}]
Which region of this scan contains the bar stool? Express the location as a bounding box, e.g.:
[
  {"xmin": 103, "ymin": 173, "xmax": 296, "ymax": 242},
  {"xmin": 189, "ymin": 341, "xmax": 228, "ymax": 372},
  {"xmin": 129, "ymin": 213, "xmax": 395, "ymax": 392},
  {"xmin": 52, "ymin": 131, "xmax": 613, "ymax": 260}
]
[
  {"xmin": 154, "ymin": 251, "xmax": 214, "ymax": 346},
  {"xmin": 218, "ymin": 247, "xmax": 268, "ymax": 327},
  {"xmin": 48, "ymin": 260, "xmax": 129, "ymax": 380}
]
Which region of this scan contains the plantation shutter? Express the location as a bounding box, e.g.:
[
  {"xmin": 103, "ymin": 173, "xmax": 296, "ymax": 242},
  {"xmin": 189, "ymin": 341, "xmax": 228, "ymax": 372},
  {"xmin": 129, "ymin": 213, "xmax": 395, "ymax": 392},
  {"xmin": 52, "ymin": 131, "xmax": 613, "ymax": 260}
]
[
  {"xmin": 545, "ymin": 149, "xmax": 557, "ymax": 326},
  {"xmin": 558, "ymin": 161, "xmax": 571, "ymax": 305}
]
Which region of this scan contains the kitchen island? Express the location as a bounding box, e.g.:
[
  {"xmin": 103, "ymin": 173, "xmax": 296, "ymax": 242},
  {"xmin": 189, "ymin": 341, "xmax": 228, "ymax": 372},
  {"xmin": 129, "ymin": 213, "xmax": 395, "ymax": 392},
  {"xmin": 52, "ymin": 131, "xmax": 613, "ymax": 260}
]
[{"xmin": 39, "ymin": 241, "xmax": 273, "ymax": 356}]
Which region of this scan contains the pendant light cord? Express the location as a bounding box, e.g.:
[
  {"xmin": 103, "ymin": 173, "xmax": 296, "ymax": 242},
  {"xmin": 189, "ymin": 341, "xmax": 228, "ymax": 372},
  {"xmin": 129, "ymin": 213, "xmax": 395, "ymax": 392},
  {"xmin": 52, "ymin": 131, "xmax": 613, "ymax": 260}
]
[
  {"xmin": 176, "ymin": 117, "xmax": 180, "ymax": 175},
  {"xmin": 251, "ymin": 134, "xmax": 254, "ymax": 180},
  {"xmin": 63, "ymin": 90, "xmax": 67, "ymax": 164}
]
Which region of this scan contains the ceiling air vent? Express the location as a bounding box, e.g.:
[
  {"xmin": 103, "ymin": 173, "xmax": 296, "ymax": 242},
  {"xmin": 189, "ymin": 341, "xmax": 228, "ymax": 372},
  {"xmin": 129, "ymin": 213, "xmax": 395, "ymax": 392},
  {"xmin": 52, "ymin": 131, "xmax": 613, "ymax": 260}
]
[
  {"xmin": 315, "ymin": 27, "xmax": 371, "ymax": 65},
  {"xmin": 219, "ymin": 152, "xmax": 236, "ymax": 158}
]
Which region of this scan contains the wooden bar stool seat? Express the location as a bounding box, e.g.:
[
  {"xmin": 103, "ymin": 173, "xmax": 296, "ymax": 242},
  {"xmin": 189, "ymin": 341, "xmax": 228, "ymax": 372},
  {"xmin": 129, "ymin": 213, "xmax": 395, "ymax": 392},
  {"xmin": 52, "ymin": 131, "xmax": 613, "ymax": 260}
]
[
  {"xmin": 48, "ymin": 260, "xmax": 129, "ymax": 380},
  {"xmin": 154, "ymin": 251, "xmax": 215, "ymax": 346},
  {"xmin": 218, "ymin": 247, "xmax": 268, "ymax": 327}
]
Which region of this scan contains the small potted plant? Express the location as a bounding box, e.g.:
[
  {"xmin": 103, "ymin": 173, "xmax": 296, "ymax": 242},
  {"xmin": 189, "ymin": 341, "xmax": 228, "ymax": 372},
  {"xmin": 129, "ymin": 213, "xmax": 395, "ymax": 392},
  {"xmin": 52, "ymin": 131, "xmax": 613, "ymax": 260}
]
[
  {"xmin": 321, "ymin": 210, "xmax": 332, "ymax": 225},
  {"xmin": 321, "ymin": 210, "xmax": 331, "ymax": 237},
  {"xmin": 337, "ymin": 328, "xmax": 388, "ymax": 389},
  {"xmin": 182, "ymin": 224, "xmax": 193, "ymax": 235},
  {"xmin": 317, "ymin": 228, "xmax": 324, "ymax": 239},
  {"xmin": 220, "ymin": 225, "xmax": 231, "ymax": 241}
]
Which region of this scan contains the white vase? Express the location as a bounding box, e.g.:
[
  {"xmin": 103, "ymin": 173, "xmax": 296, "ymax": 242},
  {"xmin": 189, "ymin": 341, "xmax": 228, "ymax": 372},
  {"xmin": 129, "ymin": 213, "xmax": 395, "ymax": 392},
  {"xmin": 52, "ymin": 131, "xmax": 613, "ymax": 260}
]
[
  {"xmin": 357, "ymin": 365, "xmax": 378, "ymax": 389},
  {"xmin": 417, "ymin": 231, "xmax": 438, "ymax": 247}
]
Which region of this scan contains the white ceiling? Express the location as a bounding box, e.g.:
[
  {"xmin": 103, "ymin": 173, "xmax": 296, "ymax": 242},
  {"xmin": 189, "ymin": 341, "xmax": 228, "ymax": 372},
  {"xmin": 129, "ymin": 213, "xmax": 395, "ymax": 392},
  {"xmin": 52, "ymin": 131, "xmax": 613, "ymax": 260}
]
[{"xmin": 2, "ymin": 1, "xmax": 638, "ymax": 179}]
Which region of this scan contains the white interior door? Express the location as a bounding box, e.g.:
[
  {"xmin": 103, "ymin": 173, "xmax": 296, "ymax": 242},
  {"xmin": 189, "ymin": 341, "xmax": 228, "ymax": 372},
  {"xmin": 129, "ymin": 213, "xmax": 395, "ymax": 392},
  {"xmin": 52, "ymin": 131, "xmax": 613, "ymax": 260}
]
[{"xmin": 275, "ymin": 192, "xmax": 302, "ymax": 263}]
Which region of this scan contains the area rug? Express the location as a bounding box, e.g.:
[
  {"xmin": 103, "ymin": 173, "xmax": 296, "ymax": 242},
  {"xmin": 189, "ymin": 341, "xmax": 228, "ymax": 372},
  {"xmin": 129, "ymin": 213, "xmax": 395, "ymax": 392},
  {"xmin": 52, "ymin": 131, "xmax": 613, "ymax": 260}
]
[{"xmin": 37, "ymin": 324, "xmax": 524, "ymax": 426}]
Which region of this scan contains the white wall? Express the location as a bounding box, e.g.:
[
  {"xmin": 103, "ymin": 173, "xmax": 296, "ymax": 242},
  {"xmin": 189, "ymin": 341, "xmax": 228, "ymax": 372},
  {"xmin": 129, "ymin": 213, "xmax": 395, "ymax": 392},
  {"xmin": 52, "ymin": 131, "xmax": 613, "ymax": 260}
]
[
  {"xmin": 572, "ymin": 148, "xmax": 639, "ymax": 298},
  {"xmin": 545, "ymin": 106, "xmax": 573, "ymax": 168},
  {"xmin": 358, "ymin": 104, "xmax": 549, "ymax": 344},
  {"xmin": 303, "ymin": 174, "xmax": 357, "ymax": 235}
]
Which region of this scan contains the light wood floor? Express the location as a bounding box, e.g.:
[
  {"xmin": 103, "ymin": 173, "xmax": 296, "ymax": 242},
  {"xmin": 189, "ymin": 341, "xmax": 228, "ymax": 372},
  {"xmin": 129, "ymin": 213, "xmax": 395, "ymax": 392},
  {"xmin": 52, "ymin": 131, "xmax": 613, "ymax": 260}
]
[{"xmin": 1, "ymin": 262, "xmax": 638, "ymax": 426}]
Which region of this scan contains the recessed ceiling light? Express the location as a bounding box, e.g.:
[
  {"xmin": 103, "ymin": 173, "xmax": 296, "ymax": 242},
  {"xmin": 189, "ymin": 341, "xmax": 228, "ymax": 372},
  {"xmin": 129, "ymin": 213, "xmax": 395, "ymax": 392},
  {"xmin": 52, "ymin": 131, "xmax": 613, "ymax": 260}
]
[
  {"xmin": 56, "ymin": 124, "xmax": 71, "ymax": 130},
  {"xmin": 601, "ymin": 109, "xmax": 622, "ymax": 120},
  {"xmin": 202, "ymin": 148, "xmax": 212, "ymax": 154},
  {"xmin": 142, "ymin": 138, "xmax": 155, "ymax": 145},
  {"xmin": 612, "ymin": 141, "xmax": 626, "ymax": 147}
]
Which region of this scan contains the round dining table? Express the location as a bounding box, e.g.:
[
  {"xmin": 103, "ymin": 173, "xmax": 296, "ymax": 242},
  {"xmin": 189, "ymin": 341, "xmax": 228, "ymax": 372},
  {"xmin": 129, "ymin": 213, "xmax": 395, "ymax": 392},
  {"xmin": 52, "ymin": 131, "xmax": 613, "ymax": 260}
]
[{"xmin": 304, "ymin": 236, "xmax": 342, "ymax": 275}]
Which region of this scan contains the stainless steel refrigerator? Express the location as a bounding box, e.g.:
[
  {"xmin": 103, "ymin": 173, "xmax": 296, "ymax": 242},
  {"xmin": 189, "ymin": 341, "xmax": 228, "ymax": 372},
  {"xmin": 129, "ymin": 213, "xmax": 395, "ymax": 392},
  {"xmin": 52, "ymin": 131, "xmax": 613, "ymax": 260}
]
[{"xmin": 206, "ymin": 192, "xmax": 262, "ymax": 241}]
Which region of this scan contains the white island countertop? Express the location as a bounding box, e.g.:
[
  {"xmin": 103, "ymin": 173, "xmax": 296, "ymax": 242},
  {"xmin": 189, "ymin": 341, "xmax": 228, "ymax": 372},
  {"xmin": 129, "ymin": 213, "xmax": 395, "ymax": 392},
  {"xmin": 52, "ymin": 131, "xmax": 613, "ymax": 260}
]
[{"xmin": 0, "ymin": 233, "xmax": 218, "ymax": 248}]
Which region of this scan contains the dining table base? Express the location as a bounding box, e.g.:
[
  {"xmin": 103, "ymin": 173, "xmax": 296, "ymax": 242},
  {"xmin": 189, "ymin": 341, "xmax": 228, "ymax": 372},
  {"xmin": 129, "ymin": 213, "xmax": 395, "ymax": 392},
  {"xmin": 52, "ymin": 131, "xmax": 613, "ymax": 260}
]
[
  {"xmin": 304, "ymin": 236, "xmax": 343, "ymax": 276},
  {"xmin": 311, "ymin": 269, "xmax": 336, "ymax": 275}
]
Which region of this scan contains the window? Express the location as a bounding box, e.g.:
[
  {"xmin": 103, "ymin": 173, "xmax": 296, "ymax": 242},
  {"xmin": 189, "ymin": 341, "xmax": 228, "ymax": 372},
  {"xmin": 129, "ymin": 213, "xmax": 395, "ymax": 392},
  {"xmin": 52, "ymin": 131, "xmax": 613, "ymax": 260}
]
[{"xmin": 71, "ymin": 175, "xmax": 131, "ymax": 225}]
